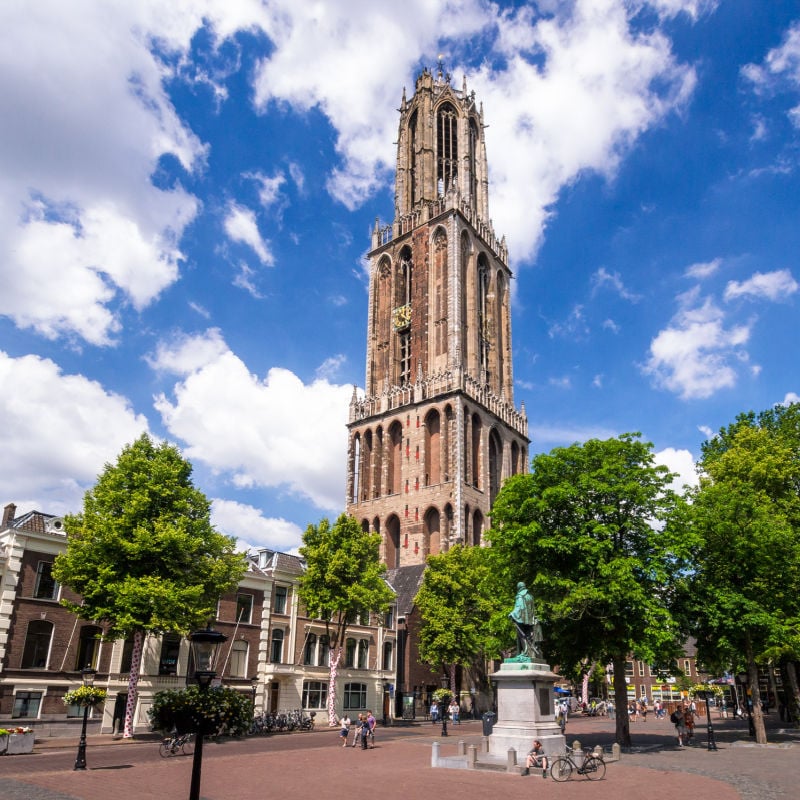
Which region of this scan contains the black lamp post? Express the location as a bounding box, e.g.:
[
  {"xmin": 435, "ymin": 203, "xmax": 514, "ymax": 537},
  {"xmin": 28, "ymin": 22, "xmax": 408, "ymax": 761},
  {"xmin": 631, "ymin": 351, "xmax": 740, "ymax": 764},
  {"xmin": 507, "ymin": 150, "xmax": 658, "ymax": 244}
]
[
  {"xmin": 73, "ymin": 666, "xmax": 97, "ymax": 770},
  {"xmin": 440, "ymin": 675, "xmax": 449, "ymax": 738},
  {"xmin": 694, "ymin": 690, "xmax": 717, "ymax": 751},
  {"xmin": 250, "ymin": 675, "xmax": 259, "ymax": 713},
  {"xmin": 738, "ymin": 673, "xmax": 756, "ymax": 737},
  {"xmin": 189, "ymin": 627, "xmax": 227, "ymax": 800}
]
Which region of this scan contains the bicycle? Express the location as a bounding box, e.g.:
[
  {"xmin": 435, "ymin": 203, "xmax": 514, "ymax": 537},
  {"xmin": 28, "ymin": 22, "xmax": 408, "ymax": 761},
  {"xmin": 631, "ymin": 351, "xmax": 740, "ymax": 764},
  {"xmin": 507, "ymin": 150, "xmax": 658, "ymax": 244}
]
[
  {"xmin": 550, "ymin": 745, "xmax": 606, "ymax": 781},
  {"xmin": 159, "ymin": 732, "xmax": 194, "ymax": 757}
]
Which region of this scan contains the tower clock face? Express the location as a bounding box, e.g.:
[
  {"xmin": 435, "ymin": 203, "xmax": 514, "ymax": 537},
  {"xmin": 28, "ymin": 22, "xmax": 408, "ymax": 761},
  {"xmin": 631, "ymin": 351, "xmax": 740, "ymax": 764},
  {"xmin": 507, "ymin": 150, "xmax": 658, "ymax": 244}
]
[{"xmin": 392, "ymin": 305, "xmax": 411, "ymax": 330}]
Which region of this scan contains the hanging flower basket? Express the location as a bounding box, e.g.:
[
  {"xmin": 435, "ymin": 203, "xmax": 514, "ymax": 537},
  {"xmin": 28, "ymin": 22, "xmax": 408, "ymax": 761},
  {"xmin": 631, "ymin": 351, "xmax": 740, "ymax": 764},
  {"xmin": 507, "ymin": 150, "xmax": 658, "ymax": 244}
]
[
  {"xmin": 148, "ymin": 686, "xmax": 251, "ymax": 736},
  {"xmin": 63, "ymin": 686, "xmax": 107, "ymax": 707}
]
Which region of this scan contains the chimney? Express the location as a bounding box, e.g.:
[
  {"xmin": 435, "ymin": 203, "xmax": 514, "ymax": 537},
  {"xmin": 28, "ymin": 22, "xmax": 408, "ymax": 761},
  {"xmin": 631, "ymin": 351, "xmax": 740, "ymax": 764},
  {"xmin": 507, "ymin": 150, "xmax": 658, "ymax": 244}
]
[{"xmin": 2, "ymin": 503, "xmax": 16, "ymax": 527}]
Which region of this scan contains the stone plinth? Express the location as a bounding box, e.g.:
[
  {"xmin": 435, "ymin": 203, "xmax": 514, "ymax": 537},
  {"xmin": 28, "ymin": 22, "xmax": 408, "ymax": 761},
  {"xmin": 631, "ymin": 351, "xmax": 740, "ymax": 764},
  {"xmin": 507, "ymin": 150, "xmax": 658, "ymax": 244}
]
[{"xmin": 488, "ymin": 661, "xmax": 565, "ymax": 761}]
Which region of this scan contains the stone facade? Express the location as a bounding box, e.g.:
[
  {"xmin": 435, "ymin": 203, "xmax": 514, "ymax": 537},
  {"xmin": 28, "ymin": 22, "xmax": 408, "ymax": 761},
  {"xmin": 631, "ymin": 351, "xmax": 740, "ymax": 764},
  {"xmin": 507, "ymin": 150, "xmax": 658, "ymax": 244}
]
[{"xmin": 346, "ymin": 68, "xmax": 529, "ymax": 568}]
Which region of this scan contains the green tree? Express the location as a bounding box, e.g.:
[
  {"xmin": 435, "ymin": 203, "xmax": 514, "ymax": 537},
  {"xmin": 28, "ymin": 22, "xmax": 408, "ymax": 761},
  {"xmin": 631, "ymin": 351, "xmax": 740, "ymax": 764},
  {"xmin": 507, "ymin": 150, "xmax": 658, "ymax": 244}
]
[
  {"xmin": 683, "ymin": 417, "xmax": 800, "ymax": 741},
  {"xmin": 487, "ymin": 434, "xmax": 686, "ymax": 746},
  {"xmin": 298, "ymin": 514, "xmax": 395, "ymax": 725},
  {"xmin": 53, "ymin": 434, "xmax": 246, "ymax": 738},
  {"xmin": 415, "ymin": 544, "xmax": 506, "ymax": 705}
]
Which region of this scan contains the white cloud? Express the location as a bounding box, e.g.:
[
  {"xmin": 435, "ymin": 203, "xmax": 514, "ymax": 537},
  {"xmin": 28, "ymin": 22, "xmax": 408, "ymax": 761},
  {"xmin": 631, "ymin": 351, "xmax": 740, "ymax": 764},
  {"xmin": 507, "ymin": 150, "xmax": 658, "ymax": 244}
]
[
  {"xmin": 316, "ymin": 354, "xmax": 347, "ymax": 381},
  {"xmin": 152, "ymin": 329, "xmax": 351, "ymax": 511},
  {"xmin": 592, "ymin": 374, "xmax": 603, "ymax": 388},
  {"xmin": 654, "ymin": 446, "xmax": 698, "ymax": 492},
  {"xmin": 723, "ymin": 269, "xmax": 799, "ymax": 302},
  {"xmin": 591, "ymin": 267, "xmax": 641, "ymax": 301},
  {"xmin": 0, "ymin": 350, "xmax": 149, "ymax": 514},
  {"xmin": 697, "ymin": 424, "xmax": 713, "ymax": 438},
  {"xmin": 245, "ymin": 171, "xmax": 286, "ymax": 208},
  {"xmin": 781, "ymin": 392, "xmax": 800, "ymax": 406},
  {"xmin": 211, "ymin": 499, "xmax": 304, "ymax": 553},
  {"xmin": 602, "ymin": 319, "xmax": 621, "ymax": 334},
  {"xmin": 250, "ymin": 0, "xmax": 696, "ymax": 264},
  {"xmin": 548, "ymin": 304, "xmax": 589, "ymax": 339},
  {"xmin": 643, "ymin": 289, "xmax": 751, "ymax": 399},
  {"xmin": 684, "ymin": 258, "xmax": 721, "ymax": 280},
  {"xmin": 223, "ymin": 203, "xmax": 274, "ymax": 265}
]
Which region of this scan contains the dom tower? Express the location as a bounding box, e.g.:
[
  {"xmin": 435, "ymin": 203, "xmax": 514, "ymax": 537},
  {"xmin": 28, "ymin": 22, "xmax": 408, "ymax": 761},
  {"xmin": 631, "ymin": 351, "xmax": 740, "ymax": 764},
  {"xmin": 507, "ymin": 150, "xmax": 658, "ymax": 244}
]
[{"xmin": 347, "ymin": 67, "xmax": 528, "ymax": 568}]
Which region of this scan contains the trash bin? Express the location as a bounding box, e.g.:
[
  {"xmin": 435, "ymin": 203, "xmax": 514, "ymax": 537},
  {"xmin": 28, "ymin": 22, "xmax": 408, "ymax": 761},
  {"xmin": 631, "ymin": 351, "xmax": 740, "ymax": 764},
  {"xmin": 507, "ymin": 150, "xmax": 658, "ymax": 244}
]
[{"xmin": 482, "ymin": 711, "xmax": 497, "ymax": 736}]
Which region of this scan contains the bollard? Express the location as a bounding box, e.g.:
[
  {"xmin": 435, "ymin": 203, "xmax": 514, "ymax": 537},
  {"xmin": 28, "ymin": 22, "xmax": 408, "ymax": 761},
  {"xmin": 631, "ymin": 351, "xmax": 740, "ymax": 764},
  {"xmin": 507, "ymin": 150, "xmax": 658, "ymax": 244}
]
[
  {"xmin": 467, "ymin": 744, "xmax": 478, "ymax": 768},
  {"xmin": 611, "ymin": 742, "xmax": 621, "ymax": 762},
  {"xmin": 571, "ymin": 739, "xmax": 581, "ymax": 751},
  {"xmin": 457, "ymin": 740, "xmax": 466, "ymax": 756},
  {"xmin": 482, "ymin": 735, "xmax": 490, "ymax": 753},
  {"xmin": 507, "ymin": 747, "xmax": 517, "ymax": 772},
  {"xmin": 431, "ymin": 741, "xmax": 440, "ymax": 767}
]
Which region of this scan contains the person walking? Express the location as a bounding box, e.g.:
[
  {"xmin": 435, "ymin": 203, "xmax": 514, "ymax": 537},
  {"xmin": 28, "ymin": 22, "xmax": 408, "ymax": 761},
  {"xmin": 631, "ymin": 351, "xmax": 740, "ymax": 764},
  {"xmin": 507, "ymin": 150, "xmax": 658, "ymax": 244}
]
[
  {"xmin": 448, "ymin": 698, "xmax": 460, "ymax": 725},
  {"xmin": 366, "ymin": 709, "xmax": 376, "ymax": 748},
  {"xmin": 671, "ymin": 704, "xmax": 687, "ymax": 747},
  {"xmin": 684, "ymin": 702, "xmax": 695, "ymax": 743},
  {"xmin": 430, "ymin": 700, "xmax": 439, "ymax": 724},
  {"xmin": 359, "ymin": 713, "xmax": 372, "ymax": 750},
  {"xmin": 339, "ymin": 714, "xmax": 351, "ymax": 747},
  {"xmin": 352, "ymin": 714, "xmax": 364, "ymax": 747}
]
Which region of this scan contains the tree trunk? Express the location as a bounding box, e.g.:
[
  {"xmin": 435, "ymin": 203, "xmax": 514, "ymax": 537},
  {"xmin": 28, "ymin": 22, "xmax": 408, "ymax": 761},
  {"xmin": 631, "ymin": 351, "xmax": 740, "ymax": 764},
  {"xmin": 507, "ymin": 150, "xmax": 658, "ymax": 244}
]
[
  {"xmin": 327, "ymin": 646, "xmax": 342, "ymax": 726},
  {"xmin": 612, "ymin": 655, "xmax": 631, "ymax": 747},
  {"xmin": 581, "ymin": 670, "xmax": 590, "ymax": 704},
  {"xmin": 746, "ymin": 644, "xmax": 767, "ymax": 744},
  {"xmin": 122, "ymin": 630, "xmax": 143, "ymax": 738},
  {"xmin": 782, "ymin": 660, "xmax": 800, "ymax": 726}
]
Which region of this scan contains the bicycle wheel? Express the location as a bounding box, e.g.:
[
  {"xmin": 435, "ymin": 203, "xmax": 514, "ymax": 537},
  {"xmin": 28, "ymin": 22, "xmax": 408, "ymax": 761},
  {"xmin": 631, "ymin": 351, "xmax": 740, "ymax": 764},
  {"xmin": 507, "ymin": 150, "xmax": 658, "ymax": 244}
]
[
  {"xmin": 159, "ymin": 740, "xmax": 175, "ymax": 758},
  {"xmin": 181, "ymin": 735, "xmax": 194, "ymax": 756},
  {"xmin": 582, "ymin": 757, "xmax": 606, "ymax": 780},
  {"xmin": 550, "ymin": 757, "xmax": 573, "ymax": 781}
]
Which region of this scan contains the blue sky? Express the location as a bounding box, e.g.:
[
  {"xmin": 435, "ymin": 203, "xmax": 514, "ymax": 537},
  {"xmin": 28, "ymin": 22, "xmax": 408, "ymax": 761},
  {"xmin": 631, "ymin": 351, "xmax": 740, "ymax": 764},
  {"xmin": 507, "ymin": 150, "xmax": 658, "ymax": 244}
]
[{"xmin": 2, "ymin": 1, "xmax": 799, "ymax": 553}]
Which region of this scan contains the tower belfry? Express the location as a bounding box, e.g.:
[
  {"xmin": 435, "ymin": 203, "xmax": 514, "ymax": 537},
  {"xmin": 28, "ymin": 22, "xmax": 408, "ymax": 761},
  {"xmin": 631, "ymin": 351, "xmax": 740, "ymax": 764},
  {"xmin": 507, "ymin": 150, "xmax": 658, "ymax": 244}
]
[{"xmin": 346, "ymin": 69, "xmax": 528, "ymax": 567}]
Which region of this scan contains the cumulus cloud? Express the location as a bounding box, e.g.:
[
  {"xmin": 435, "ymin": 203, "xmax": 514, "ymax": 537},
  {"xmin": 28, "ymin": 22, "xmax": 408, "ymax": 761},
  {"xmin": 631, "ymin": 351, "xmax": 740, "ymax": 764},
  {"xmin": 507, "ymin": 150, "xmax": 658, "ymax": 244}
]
[
  {"xmin": 223, "ymin": 203, "xmax": 274, "ymax": 265},
  {"xmin": 212, "ymin": 498, "xmax": 304, "ymax": 553},
  {"xmin": 684, "ymin": 258, "xmax": 721, "ymax": 280},
  {"xmin": 781, "ymin": 392, "xmax": 800, "ymax": 406},
  {"xmin": 654, "ymin": 446, "xmax": 698, "ymax": 492},
  {"xmin": 723, "ymin": 269, "xmax": 798, "ymax": 302},
  {"xmin": 0, "ymin": 351, "xmax": 149, "ymax": 514},
  {"xmin": 251, "ymin": 0, "xmax": 697, "ymax": 264},
  {"xmin": 643, "ymin": 289, "xmax": 751, "ymax": 399},
  {"xmin": 151, "ymin": 329, "xmax": 351, "ymax": 511}
]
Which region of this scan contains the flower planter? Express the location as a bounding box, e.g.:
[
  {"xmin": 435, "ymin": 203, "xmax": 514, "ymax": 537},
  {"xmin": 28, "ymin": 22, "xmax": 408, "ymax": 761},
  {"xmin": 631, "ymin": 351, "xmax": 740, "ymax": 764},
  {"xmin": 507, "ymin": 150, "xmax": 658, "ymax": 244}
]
[{"xmin": 0, "ymin": 732, "xmax": 34, "ymax": 755}]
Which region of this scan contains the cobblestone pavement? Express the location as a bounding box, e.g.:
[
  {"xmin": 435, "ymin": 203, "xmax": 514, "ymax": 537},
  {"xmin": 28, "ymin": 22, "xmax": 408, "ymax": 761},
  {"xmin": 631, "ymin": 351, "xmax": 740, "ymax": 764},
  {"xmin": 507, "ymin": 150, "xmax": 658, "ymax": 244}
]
[{"xmin": 0, "ymin": 712, "xmax": 793, "ymax": 800}]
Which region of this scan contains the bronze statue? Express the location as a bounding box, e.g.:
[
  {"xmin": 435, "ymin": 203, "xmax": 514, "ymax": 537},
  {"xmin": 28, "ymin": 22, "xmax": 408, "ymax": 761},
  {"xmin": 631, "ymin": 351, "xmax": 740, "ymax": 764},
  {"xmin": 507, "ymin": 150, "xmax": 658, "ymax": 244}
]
[{"xmin": 508, "ymin": 582, "xmax": 543, "ymax": 661}]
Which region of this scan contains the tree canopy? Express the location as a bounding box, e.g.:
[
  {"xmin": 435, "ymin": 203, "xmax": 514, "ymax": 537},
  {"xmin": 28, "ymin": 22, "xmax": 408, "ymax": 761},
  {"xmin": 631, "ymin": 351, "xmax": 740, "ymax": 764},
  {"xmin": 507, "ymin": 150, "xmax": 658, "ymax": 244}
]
[
  {"xmin": 298, "ymin": 513, "xmax": 395, "ymax": 723},
  {"xmin": 487, "ymin": 433, "xmax": 687, "ymax": 746},
  {"xmin": 679, "ymin": 405, "xmax": 800, "ymax": 741},
  {"xmin": 415, "ymin": 544, "xmax": 507, "ymax": 688}
]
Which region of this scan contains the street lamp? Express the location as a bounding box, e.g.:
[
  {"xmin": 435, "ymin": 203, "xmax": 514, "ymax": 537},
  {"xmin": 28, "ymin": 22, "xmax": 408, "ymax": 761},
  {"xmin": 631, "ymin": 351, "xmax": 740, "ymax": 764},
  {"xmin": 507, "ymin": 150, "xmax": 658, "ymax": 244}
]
[
  {"xmin": 694, "ymin": 690, "xmax": 718, "ymax": 751},
  {"xmin": 737, "ymin": 673, "xmax": 756, "ymax": 738},
  {"xmin": 189, "ymin": 627, "xmax": 227, "ymax": 800},
  {"xmin": 250, "ymin": 675, "xmax": 259, "ymax": 714},
  {"xmin": 440, "ymin": 675, "xmax": 449, "ymax": 738},
  {"xmin": 73, "ymin": 666, "xmax": 97, "ymax": 770}
]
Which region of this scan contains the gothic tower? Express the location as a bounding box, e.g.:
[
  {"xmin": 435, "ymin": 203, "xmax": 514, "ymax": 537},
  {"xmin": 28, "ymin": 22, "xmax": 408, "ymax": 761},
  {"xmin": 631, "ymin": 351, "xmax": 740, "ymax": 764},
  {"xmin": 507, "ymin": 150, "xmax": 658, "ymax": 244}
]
[{"xmin": 346, "ymin": 67, "xmax": 528, "ymax": 568}]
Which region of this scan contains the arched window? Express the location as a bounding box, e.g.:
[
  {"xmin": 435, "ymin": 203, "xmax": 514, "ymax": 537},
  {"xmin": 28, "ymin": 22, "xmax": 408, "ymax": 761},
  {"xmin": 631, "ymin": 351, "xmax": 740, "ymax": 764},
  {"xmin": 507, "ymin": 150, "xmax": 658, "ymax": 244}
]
[
  {"xmin": 229, "ymin": 640, "xmax": 248, "ymax": 678},
  {"xmin": 477, "ymin": 256, "xmax": 490, "ymax": 382},
  {"xmin": 471, "ymin": 413, "xmax": 482, "ymax": 489},
  {"xmin": 473, "ymin": 510, "xmax": 484, "ymax": 546},
  {"xmin": 351, "ymin": 434, "xmax": 361, "ymax": 504},
  {"xmin": 385, "ymin": 515, "xmax": 401, "ymax": 569},
  {"xmin": 511, "ymin": 440, "xmax": 521, "ymax": 475},
  {"xmin": 396, "ymin": 248, "xmax": 413, "ymax": 387},
  {"xmin": 424, "ymin": 409, "xmax": 441, "ymax": 486},
  {"xmin": 388, "ymin": 421, "xmax": 403, "ymax": 495},
  {"xmin": 21, "ymin": 620, "xmax": 52, "ymax": 669},
  {"xmin": 76, "ymin": 625, "xmax": 102, "ymax": 671},
  {"xmin": 489, "ymin": 428, "xmax": 502, "ymax": 506},
  {"xmin": 437, "ymin": 102, "xmax": 458, "ymax": 194},
  {"xmin": 304, "ymin": 633, "xmax": 317, "ymax": 666},
  {"xmin": 431, "ymin": 228, "xmax": 448, "ymax": 363},
  {"xmin": 425, "ymin": 507, "xmax": 441, "ymax": 556},
  {"xmin": 408, "ymin": 110, "xmax": 418, "ymax": 204},
  {"xmin": 270, "ymin": 629, "xmax": 284, "ymax": 664}
]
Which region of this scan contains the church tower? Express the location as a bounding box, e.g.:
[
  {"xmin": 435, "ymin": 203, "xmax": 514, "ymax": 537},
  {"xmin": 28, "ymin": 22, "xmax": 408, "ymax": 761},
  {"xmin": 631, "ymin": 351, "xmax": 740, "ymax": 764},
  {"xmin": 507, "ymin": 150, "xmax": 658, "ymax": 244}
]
[{"xmin": 346, "ymin": 66, "xmax": 528, "ymax": 568}]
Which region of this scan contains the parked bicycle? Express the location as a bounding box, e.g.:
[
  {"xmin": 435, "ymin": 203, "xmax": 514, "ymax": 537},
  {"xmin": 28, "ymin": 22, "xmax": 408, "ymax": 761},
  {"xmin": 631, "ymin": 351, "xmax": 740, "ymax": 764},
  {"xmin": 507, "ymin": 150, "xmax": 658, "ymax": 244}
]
[
  {"xmin": 550, "ymin": 745, "xmax": 606, "ymax": 781},
  {"xmin": 159, "ymin": 732, "xmax": 194, "ymax": 757}
]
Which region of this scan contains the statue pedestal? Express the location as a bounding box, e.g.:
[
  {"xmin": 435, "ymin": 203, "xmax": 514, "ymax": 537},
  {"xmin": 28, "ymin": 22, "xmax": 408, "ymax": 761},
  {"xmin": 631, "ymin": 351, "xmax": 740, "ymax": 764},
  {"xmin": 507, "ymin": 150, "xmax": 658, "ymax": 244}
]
[{"xmin": 488, "ymin": 661, "xmax": 565, "ymax": 761}]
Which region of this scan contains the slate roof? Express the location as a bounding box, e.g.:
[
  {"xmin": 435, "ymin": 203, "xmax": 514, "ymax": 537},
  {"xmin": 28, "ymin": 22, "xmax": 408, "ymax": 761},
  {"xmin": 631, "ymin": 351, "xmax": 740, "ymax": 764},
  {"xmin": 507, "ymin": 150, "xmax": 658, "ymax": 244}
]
[{"xmin": 385, "ymin": 563, "xmax": 427, "ymax": 616}]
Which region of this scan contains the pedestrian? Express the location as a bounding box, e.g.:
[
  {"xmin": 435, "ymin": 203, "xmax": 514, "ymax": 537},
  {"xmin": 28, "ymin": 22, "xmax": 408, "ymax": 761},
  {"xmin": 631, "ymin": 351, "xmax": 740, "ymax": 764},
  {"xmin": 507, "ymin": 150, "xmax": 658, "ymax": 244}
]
[
  {"xmin": 359, "ymin": 713, "xmax": 371, "ymax": 750},
  {"xmin": 683, "ymin": 702, "xmax": 695, "ymax": 743},
  {"xmin": 430, "ymin": 699, "xmax": 439, "ymax": 724},
  {"xmin": 449, "ymin": 698, "xmax": 460, "ymax": 724},
  {"xmin": 366, "ymin": 709, "xmax": 376, "ymax": 748},
  {"xmin": 670, "ymin": 704, "xmax": 687, "ymax": 747},
  {"xmin": 339, "ymin": 714, "xmax": 351, "ymax": 747},
  {"xmin": 639, "ymin": 699, "xmax": 648, "ymax": 722},
  {"xmin": 352, "ymin": 713, "xmax": 364, "ymax": 747},
  {"xmin": 521, "ymin": 739, "xmax": 548, "ymax": 778}
]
